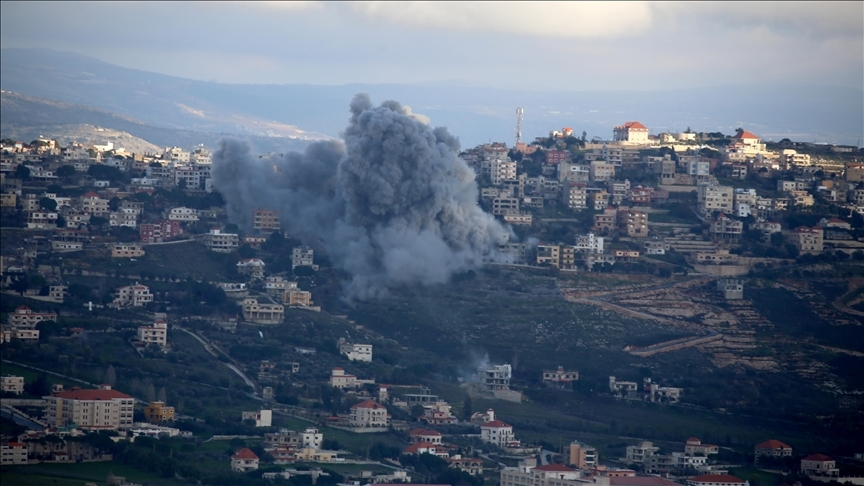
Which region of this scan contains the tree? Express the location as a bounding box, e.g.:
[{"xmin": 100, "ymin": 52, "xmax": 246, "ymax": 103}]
[
  {"xmin": 36, "ymin": 320, "xmax": 63, "ymax": 342},
  {"xmin": 224, "ymin": 223, "xmax": 239, "ymax": 234},
  {"xmin": 237, "ymin": 245, "xmax": 257, "ymax": 259},
  {"xmin": 56, "ymin": 165, "xmax": 77, "ymax": 178},
  {"xmin": 109, "ymin": 197, "xmax": 122, "ymax": 211},
  {"xmin": 411, "ymin": 404, "xmax": 426, "ymax": 419},
  {"xmin": 25, "ymin": 374, "xmax": 52, "ymax": 397},
  {"xmin": 14, "ymin": 164, "xmax": 30, "ymax": 180},
  {"xmin": 104, "ymin": 365, "xmax": 117, "ymax": 387},
  {"xmin": 462, "ymin": 396, "xmax": 473, "ymax": 420},
  {"xmin": 158, "ymin": 387, "xmax": 167, "ymax": 403},
  {"xmin": 39, "ymin": 197, "xmax": 58, "ymax": 211},
  {"xmin": 145, "ymin": 382, "xmax": 156, "ymax": 403}
]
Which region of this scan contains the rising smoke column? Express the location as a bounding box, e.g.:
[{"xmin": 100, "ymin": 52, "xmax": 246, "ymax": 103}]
[{"xmin": 211, "ymin": 93, "xmax": 511, "ymax": 300}]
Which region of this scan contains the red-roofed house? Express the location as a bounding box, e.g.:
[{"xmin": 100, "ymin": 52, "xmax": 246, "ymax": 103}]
[
  {"xmin": 9, "ymin": 305, "xmax": 58, "ymax": 328},
  {"xmin": 614, "ymin": 122, "xmax": 650, "ymax": 144},
  {"xmin": 349, "ymin": 400, "xmax": 389, "ymax": 428},
  {"xmin": 449, "ymin": 455, "xmax": 483, "ymax": 475},
  {"xmin": 481, "ymin": 420, "xmax": 517, "ymax": 447},
  {"xmin": 754, "ymin": 440, "xmax": 792, "ymax": 460},
  {"xmin": 801, "ymin": 454, "xmax": 839, "ymax": 478},
  {"xmin": 403, "ymin": 441, "xmax": 449, "ymax": 458},
  {"xmin": 687, "ymin": 475, "xmax": 745, "ymax": 486},
  {"xmin": 1, "ymin": 441, "xmax": 29, "ymax": 464},
  {"xmin": 232, "ymin": 448, "xmax": 259, "ymax": 472},
  {"xmin": 43, "ymin": 386, "xmax": 134, "ymax": 430}
]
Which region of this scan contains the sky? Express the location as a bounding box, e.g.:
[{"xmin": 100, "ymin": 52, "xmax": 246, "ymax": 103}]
[{"xmin": 1, "ymin": 1, "xmax": 862, "ymax": 92}]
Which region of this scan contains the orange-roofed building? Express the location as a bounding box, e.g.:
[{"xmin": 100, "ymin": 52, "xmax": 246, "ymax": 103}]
[
  {"xmin": 613, "ymin": 122, "xmax": 650, "ymax": 144},
  {"xmin": 43, "ymin": 386, "xmax": 134, "ymax": 430},
  {"xmin": 1, "ymin": 441, "xmax": 29, "ymax": 464},
  {"xmin": 231, "ymin": 448, "xmax": 259, "ymax": 472},
  {"xmin": 754, "ymin": 439, "xmax": 792, "ymax": 460},
  {"xmin": 408, "ymin": 428, "xmax": 443, "ymax": 444},
  {"xmin": 481, "ymin": 420, "xmax": 517, "ymax": 447},
  {"xmin": 801, "ymin": 454, "xmax": 839, "ymax": 478},
  {"xmin": 403, "ymin": 441, "xmax": 449, "ymax": 458},
  {"xmin": 349, "ymin": 399, "xmax": 389, "ymax": 428}
]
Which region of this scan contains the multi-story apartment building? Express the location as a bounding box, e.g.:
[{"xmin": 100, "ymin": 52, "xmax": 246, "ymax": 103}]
[
  {"xmin": 108, "ymin": 209, "xmax": 139, "ymax": 228},
  {"xmin": 608, "ymin": 180, "xmax": 631, "ymax": 205},
  {"xmin": 292, "ymin": 246, "xmax": 317, "ymax": 270},
  {"xmin": 481, "ymin": 420, "xmax": 517, "ymax": 447},
  {"xmin": 588, "ymin": 190, "xmax": 609, "ymax": 211},
  {"xmin": 144, "ymin": 401, "xmax": 176, "ymax": 423},
  {"xmin": 137, "ymin": 319, "xmax": 168, "ymax": 348},
  {"xmin": 339, "ymin": 339, "xmax": 373, "ymax": 362},
  {"xmin": 562, "ymin": 183, "xmax": 587, "ymax": 210},
  {"xmin": 43, "ymin": 386, "xmax": 135, "ymax": 430},
  {"xmin": 253, "ymin": 209, "xmax": 281, "ymax": 232},
  {"xmin": 626, "ymin": 441, "xmax": 660, "ymax": 464},
  {"xmin": 492, "ymin": 197, "xmax": 520, "ymax": 215},
  {"xmin": 140, "ymin": 220, "xmax": 183, "ymax": 243},
  {"xmin": 788, "ymin": 226, "xmax": 823, "ymax": 253},
  {"xmin": 349, "ymin": 400, "xmax": 389, "ymax": 428},
  {"xmin": 1, "ymin": 375, "xmax": 25, "ymax": 395},
  {"xmin": 111, "ymin": 283, "xmax": 153, "ymax": 308},
  {"xmin": 242, "ymin": 298, "xmax": 285, "ymax": 325},
  {"xmin": 237, "ymin": 258, "xmax": 266, "ymax": 279},
  {"xmin": 593, "ymin": 207, "xmax": 618, "ymax": 232},
  {"xmin": 697, "ymin": 184, "xmax": 734, "ymax": 215},
  {"xmin": 201, "ymin": 228, "xmax": 239, "ymax": 252},
  {"xmin": 80, "ymin": 192, "xmax": 109, "ymax": 215},
  {"xmin": 167, "ymin": 207, "xmax": 199, "ymax": 222},
  {"xmin": 111, "ymin": 243, "xmax": 145, "ymax": 258},
  {"xmin": 613, "ymin": 121, "xmax": 649, "ymax": 144},
  {"xmin": 710, "ymin": 214, "xmax": 743, "ymax": 240},
  {"xmin": 8, "ymin": 306, "xmax": 57, "ymax": 328},
  {"xmin": 779, "ymin": 149, "xmax": 811, "ymax": 168},
  {"xmin": 569, "ymin": 440, "xmax": 598, "ymax": 469},
  {"xmin": 491, "ymin": 158, "xmax": 517, "ymax": 185},
  {"xmin": 590, "ymin": 160, "xmax": 615, "ymax": 182},
  {"xmin": 617, "ymin": 207, "xmax": 648, "ymax": 237}
]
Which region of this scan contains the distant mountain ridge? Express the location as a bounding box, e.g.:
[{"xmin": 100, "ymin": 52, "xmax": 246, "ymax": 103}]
[{"xmin": 1, "ymin": 48, "xmax": 861, "ymax": 148}]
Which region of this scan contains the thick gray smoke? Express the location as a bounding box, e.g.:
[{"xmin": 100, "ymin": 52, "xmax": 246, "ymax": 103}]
[{"xmin": 212, "ymin": 94, "xmax": 512, "ymax": 300}]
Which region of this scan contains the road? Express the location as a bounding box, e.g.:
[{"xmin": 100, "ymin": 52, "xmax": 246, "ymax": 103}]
[{"xmin": 175, "ymin": 327, "xmax": 259, "ymax": 394}]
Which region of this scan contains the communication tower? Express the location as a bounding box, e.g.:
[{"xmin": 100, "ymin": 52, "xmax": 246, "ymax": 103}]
[{"xmin": 515, "ymin": 107, "xmax": 523, "ymax": 146}]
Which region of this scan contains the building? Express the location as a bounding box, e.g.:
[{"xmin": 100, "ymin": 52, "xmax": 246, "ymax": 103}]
[
  {"xmin": 1, "ymin": 442, "xmax": 28, "ymax": 465},
  {"xmin": 201, "ymin": 228, "xmax": 239, "ymax": 252},
  {"xmin": 232, "ymin": 448, "xmax": 260, "ymax": 472},
  {"xmin": 546, "ymin": 150, "xmax": 569, "ymax": 166},
  {"xmin": 167, "ymin": 207, "xmax": 199, "ymax": 222},
  {"xmin": 684, "ymin": 438, "xmax": 719, "ymax": 456},
  {"xmin": 801, "ymin": 454, "xmax": 839, "ymax": 478},
  {"xmin": 349, "ymin": 400, "xmax": 389, "ymax": 428},
  {"xmin": 111, "ymin": 283, "xmax": 153, "ymax": 308},
  {"xmin": 449, "ymin": 455, "xmax": 484, "ymax": 476},
  {"xmin": 111, "ymin": 243, "xmax": 145, "ymax": 258},
  {"xmin": 594, "ymin": 207, "xmax": 618, "ymax": 232},
  {"xmin": 242, "ymin": 410, "xmax": 273, "ymax": 427},
  {"xmin": 292, "ymin": 246, "xmax": 318, "ymax": 270},
  {"xmin": 542, "ymin": 366, "xmax": 579, "ymax": 389},
  {"xmin": 626, "ymin": 441, "xmax": 659, "ymax": 464},
  {"xmin": 711, "ymin": 214, "xmax": 743, "ymax": 240},
  {"xmin": 754, "ymin": 440, "xmax": 792, "ymax": 461},
  {"xmin": 1, "ymin": 375, "xmax": 25, "ymax": 395},
  {"xmin": 403, "ymin": 441, "xmax": 450, "ymax": 458},
  {"xmin": 779, "ymin": 149, "xmax": 811, "ymax": 168},
  {"xmin": 562, "ymin": 183, "xmax": 588, "ymax": 210},
  {"xmin": 569, "ymin": 440, "xmax": 598, "ymax": 469},
  {"xmin": 483, "ymin": 364, "xmax": 512, "ymax": 391},
  {"xmin": 339, "ymin": 339, "xmax": 372, "ymax": 362},
  {"xmin": 492, "ymin": 197, "xmax": 520, "ymax": 215},
  {"xmin": 330, "ymin": 368, "xmax": 358, "ymax": 389},
  {"xmin": 698, "ymin": 184, "xmax": 734, "ymax": 216},
  {"xmin": 686, "ymin": 475, "xmax": 746, "ymax": 486},
  {"xmin": 590, "ymin": 160, "xmax": 616, "ymax": 183},
  {"xmin": 237, "ymin": 258, "xmax": 266, "ymax": 279},
  {"xmin": 9, "ymin": 306, "xmax": 57, "ymax": 328},
  {"xmin": 140, "ymin": 220, "xmax": 183, "ymax": 243},
  {"xmin": 137, "ymin": 320, "xmax": 168, "ymax": 348},
  {"xmin": 481, "ymin": 420, "xmax": 517, "ymax": 447},
  {"xmin": 788, "ymin": 226, "xmax": 823, "ymax": 253},
  {"xmin": 492, "ymin": 158, "xmax": 517, "ymax": 185},
  {"xmin": 242, "ymin": 298, "xmax": 285, "ymax": 325},
  {"xmin": 408, "ymin": 428, "xmax": 443, "ymax": 445},
  {"xmin": 617, "ymin": 207, "xmax": 648, "ymax": 237},
  {"xmin": 44, "ymin": 386, "xmax": 135, "ymax": 430},
  {"xmin": 80, "ymin": 192, "xmax": 109, "ymax": 215},
  {"xmin": 253, "ymin": 209, "xmax": 281, "ymax": 232},
  {"xmin": 717, "ymin": 279, "xmax": 743, "ymax": 300},
  {"xmin": 614, "ymin": 122, "xmax": 650, "ymax": 144},
  {"xmin": 144, "ymin": 401, "xmax": 176, "ymax": 423}
]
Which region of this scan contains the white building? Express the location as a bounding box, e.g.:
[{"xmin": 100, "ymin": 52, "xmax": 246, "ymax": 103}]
[
  {"xmin": 201, "ymin": 228, "xmax": 239, "ymax": 252},
  {"xmin": 292, "ymin": 246, "xmax": 318, "ymax": 270},
  {"xmin": 613, "ymin": 122, "xmax": 650, "ymax": 144},
  {"xmin": 481, "ymin": 420, "xmax": 518, "ymax": 447},
  {"xmin": 167, "ymin": 207, "xmax": 199, "ymax": 222},
  {"xmin": 111, "ymin": 283, "xmax": 153, "ymax": 308},
  {"xmin": 1, "ymin": 375, "xmax": 25, "ymax": 395},
  {"xmin": 339, "ymin": 339, "xmax": 372, "ymax": 362},
  {"xmin": 43, "ymin": 386, "xmax": 135, "ymax": 430},
  {"xmin": 137, "ymin": 319, "xmax": 168, "ymax": 348},
  {"xmin": 349, "ymin": 400, "xmax": 389, "ymax": 428},
  {"xmin": 626, "ymin": 441, "xmax": 659, "ymax": 464},
  {"xmin": 242, "ymin": 410, "xmax": 273, "ymax": 427},
  {"xmin": 231, "ymin": 448, "xmax": 260, "ymax": 472}
]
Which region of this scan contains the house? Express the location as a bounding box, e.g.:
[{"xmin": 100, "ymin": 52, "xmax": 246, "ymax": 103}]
[
  {"xmin": 80, "ymin": 192, "xmax": 109, "ymax": 215},
  {"xmin": 43, "ymin": 386, "xmax": 135, "ymax": 430},
  {"xmin": 241, "ymin": 410, "xmax": 273, "ymax": 427},
  {"xmin": 609, "ymin": 376, "xmax": 639, "ymax": 396},
  {"xmin": 242, "ymin": 298, "xmax": 285, "ymax": 325},
  {"xmin": 167, "ymin": 207, "xmax": 199, "ymax": 222},
  {"xmin": 818, "ymin": 217, "xmax": 852, "ymax": 230},
  {"xmin": 626, "ymin": 441, "xmax": 659, "ymax": 464},
  {"xmin": 1, "ymin": 375, "xmax": 25, "ymax": 395},
  {"xmin": 481, "ymin": 420, "xmax": 517, "ymax": 447},
  {"xmin": 143, "ymin": 401, "xmax": 176, "ymax": 423},
  {"xmin": 644, "ymin": 239, "xmax": 670, "ymax": 255},
  {"xmin": 483, "ymin": 364, "xmax": 513, "ymax": 391},
  {"xmin": 788, "ymin": 226, "xmax": 823, "ymax": 253},
  {"xmin": 110, "ymin": 283, "xmax": 153, "ymax": 308},
  {"xmin": 801, "ymin": 454, "xmax": 839, "ymax": 478},
  {"xmin": 136, "ymin": 319, "xmax": 168, "ymax": 348},
  {"xmin": 253, "ymin": 209, "xmax": 281, "ymax": 232},
  {"xmin": 232, "ymin": 448, "xmax": 260, "ymax": 472},
  {"xmin": 237, "ymin": 258, "xmax": 266, "ymax": 279},
  {"xmin": 403, "ymin": 441, "xmax": 449, "ymax": 458},
  {"xmin": 686, "ymin": 474, "xmax": 746, "ymax": 486},
  {"xmin": 1, "ymin": 442, "xmax": 29, "ymax": 465},
  {"xmin": 542, "ymin": 366, "xmax": 579, "ymax": 389},
  {"xmin": 108, "ymin": 209, "xmax": 139, "ymax": 228},
  {"xmin": 408, "ymin": 428, "xmax": 443, "ymax": 444},
  {"xmin": 569, "ymin": 440, "xmax": 597, "ymax": 469},
  {"xmin": 110, "ymin": 243, "xmax": 145, "ymax": 258},
  {"xmin": 339, "ymin": 339, "xmax": 372, "ymax": 362},
  {"xmin": 200, "ymin": 228, "xmax": 239, "ymax": 252},
  {"xmin": 9, "ymin": 306, "xmax": 57, "ymax": 328},
  {"xmin": 617, "ymin": 206, "xmax": 648, "ymax": 238},
  {"xmin": 349, "ymin": 400, "xmax": 389, "ymax": 428},
  {"xmin": 330, "ymin": 368, "xmax": 358, "ymax": 389},
  {"xmin": 613, "ymin": 122, "xmax": 650, "ymax": 144},
  {"xmin": 594, "ymin": 207, "xmax": 618, "ymax": 232},
  {"xmin": 449, "ymin": 455, "xmax": 484, "ymax": 475},
  {"xmin": 710, "ymin": 214, "xmax": 743, "ymax": 240},
  {"xmin": 754, "ymin": 439, "xmax": 792, "ymax": 460},
  {"xmin": 684, "ymin": 438, "xmax": 719, "ymax": 456}
]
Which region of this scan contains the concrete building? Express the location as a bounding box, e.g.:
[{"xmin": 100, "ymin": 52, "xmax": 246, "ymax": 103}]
[
  {"xmin": 111, "ymin": 283, "xmax": 153, "ymax": 308},
  {"xmin": 140, "ymin": 219, "xmax": 183, "ymax": 243},
  {"xmin": 232, "ymin": 448, "xmax": 260, "ymax": 472},
  {"xmin": 292, "ymin": 246, "xmax": 318, "ymax": 270},
  {"xmin": 492, "ymin": 197, "xmax": 520, "ymax": 215},
  {"xmin": 626, "ymin": 441, "xmax": 659, "ymax": 464},
  {"xmin": 44, "ymin": 386, "xmax": 135, "ymax": 430},
  {"xmin": 698, "ymin": 184, "xmax": 734, "ymax": 216},
  {"xmin": 237, "ymin": 258, "xmax": 266, "ymax": 279},
  {"xmin": 349, "ymin": 400, "xmax": 389, "ymax": 428},
  {"xmin": 1, "ymin": 375, "xmax": 25, "ymax": 395},
  {"xmin": 594, "ymin": 207, "xmax": 618, "ymax": 232},
  {"xmin": 801, "ymin": 454, "xmax": 839, "ymax": 478},
  {"xmin": 242, "ymin": 298, "xmax": 285, "ymax": 325},
  {"xmin": 483, "ymin": 364, "xmax": 513, "ymax": 391},
  {"xmin": 242, "ymin": 410, "xmax": 273, "ymax": 427},
  {"xmin": 590, "ymin": 160, "xmax": 616, "ymax": 183},
  {"xmin": 542, "ymin": 366, "xmax": 579, "ymax": 389},
  {"xmin": 717, "ymin": 279, "xmax": 743, "ymax": 300},
  {"xmin": 569, "ymin": 440, "xmax": 598, "ymax": 469},
  {"xmin": 330, "ymin": 368, "xmax": 358, "ymax": 389},
  {"xmin": 754, "ymin": 440, "xmax": 792, "ymax": 461},
  {"xmin": 9, "ymin": 306, "xmax": 57, "ymax": 328},
  {"xmin": 788, "ymin": 226, "xmax": 823, "ymax": 253},
  {"xmin": 684, "ymin": 438, "xmax": 719, "ymax": 456},
  {"xmin": 111, "ymin": 243, "xmax": 145, "ymax": 258},
  {"xmin": 711, "ymin": 214, "xmax": 743, "ymax": 240},
  {"xmin": 339, "ymin": 339, "xmax": 372, "ymax": 362},
  {"xmin": 80, "ymin": 192, "xmax": 109, "ymax": 216},
  {"xmin": 562, "ymin": 183, "xmax": 588, "ymax": 210},
  {"xmin": 144, "ymin": 401, "xmax": 176, "ymax": 423},
  {"xmin": 253, "ymin": 209, "xmax": 281, "ymax": 232},
  {"xmin": 201, "ymin": 228, "xmax": 239, "ymax": 252},
  {"xmin": 617, "ymin": 207, "xmax": 648, "ymax": 238},
  {"xmin": 167, "ymin": 207, "xmax": 199, "ymax": 222},
  {"xmin": 481, "ymin": 420, "xmax": 517, "ymax": 447},
  {"xmin": 137, "ymin": 319, "xmax": 168, "ymax": 348},
  {"xmin": 492, "ymin": 158, "xmax": 517, "ymax": 185}
]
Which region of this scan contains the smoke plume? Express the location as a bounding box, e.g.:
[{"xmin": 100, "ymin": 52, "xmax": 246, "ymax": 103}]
[{"xmin": 212, "ymin": 94, "xmax": 512, "ymax": 300}]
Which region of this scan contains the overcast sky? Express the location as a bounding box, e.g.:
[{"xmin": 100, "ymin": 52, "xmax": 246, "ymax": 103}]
[{"xmin": 1, "ymin": 1, "xmax": 862, "ymax": 91}]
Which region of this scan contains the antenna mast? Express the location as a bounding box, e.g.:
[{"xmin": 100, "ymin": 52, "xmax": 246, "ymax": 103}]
[{"xmin": 515, "ymin": 107, "xmax": 523, "ymax": 146}]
